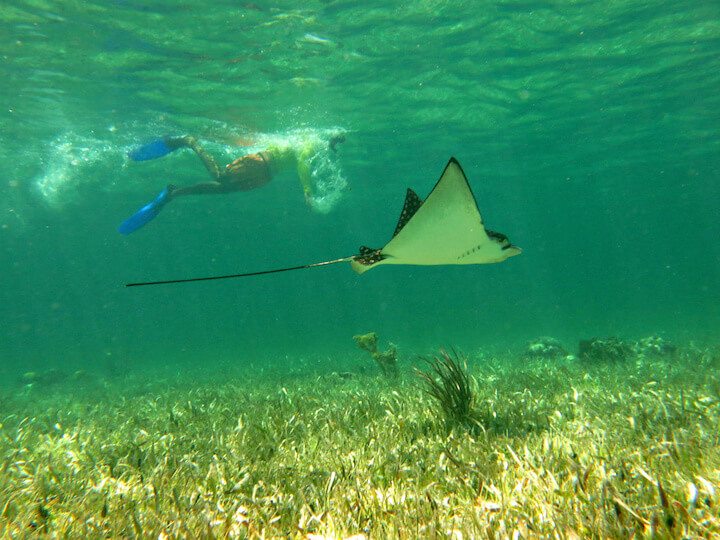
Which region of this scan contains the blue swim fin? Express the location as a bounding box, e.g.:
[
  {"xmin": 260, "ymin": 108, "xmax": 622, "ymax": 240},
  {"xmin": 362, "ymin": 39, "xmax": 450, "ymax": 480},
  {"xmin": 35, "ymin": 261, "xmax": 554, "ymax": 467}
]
[
  {"xmin": 128, "ymin": 138, "xmax": 175, "ymax": 161},
  {"xmin": 118, "ymin": 187, "xmax": 171, "ymax": 235}
]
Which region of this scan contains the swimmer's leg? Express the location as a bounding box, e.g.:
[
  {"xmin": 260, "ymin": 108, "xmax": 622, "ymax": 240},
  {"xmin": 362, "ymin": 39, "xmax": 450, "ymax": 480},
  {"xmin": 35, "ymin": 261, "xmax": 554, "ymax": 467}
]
[{"xmin": 169, "ymin": 136, "xmax": 223, "ymax": 179}]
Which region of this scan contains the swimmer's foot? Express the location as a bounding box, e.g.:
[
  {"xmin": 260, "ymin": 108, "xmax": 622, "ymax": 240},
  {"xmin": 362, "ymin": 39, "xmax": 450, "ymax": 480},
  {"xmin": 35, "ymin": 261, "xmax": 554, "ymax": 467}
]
[
  {"xmin": 128, "ymin": 136, "xmax": 193, "ymax": 161},
  {"xmin": 165, "ymin": 136, "xmax": 196, "ymax": 150},
  {"xmin": 118, "ymin": 186, "xmax": 172, "ymax": 235}
]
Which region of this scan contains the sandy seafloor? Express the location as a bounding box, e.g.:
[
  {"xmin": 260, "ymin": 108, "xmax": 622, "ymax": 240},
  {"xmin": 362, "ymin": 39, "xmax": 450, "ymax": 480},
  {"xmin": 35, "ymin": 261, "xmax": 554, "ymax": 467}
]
[{"xmin": 2, "ymin": 339, "xmax": 720, "ymax": 537}]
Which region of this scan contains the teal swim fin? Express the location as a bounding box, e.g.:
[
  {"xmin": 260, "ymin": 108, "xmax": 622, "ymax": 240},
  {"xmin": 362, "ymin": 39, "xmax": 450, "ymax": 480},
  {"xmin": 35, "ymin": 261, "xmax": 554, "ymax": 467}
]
[{"xmin": 118, "ymin": 186, "xmax": 171, "ymax": 235}]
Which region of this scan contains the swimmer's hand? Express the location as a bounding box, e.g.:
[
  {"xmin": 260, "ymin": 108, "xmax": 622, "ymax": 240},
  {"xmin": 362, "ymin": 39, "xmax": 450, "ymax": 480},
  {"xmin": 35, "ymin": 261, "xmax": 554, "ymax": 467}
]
[
  {"xmin": 329, "ymin": 134, "xmax": 345, "ymax": 153},
  {"xmin": 225, "ymin": 156, "xmax": 244, "ymax": 175}
]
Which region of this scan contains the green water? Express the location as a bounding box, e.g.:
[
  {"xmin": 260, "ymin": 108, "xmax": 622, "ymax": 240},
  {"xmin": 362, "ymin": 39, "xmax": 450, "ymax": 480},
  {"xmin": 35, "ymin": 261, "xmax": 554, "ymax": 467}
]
[{"xmin": 1, "ymin": 0, "xmax": 719, "ymax": 379}]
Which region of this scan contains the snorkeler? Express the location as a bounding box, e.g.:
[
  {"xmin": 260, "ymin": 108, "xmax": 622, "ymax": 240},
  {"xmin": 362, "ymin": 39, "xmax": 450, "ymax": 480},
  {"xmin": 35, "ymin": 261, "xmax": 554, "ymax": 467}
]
[{"xmin": 118, "ymin": 133, "xmax": 346, "ymax": 235}]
